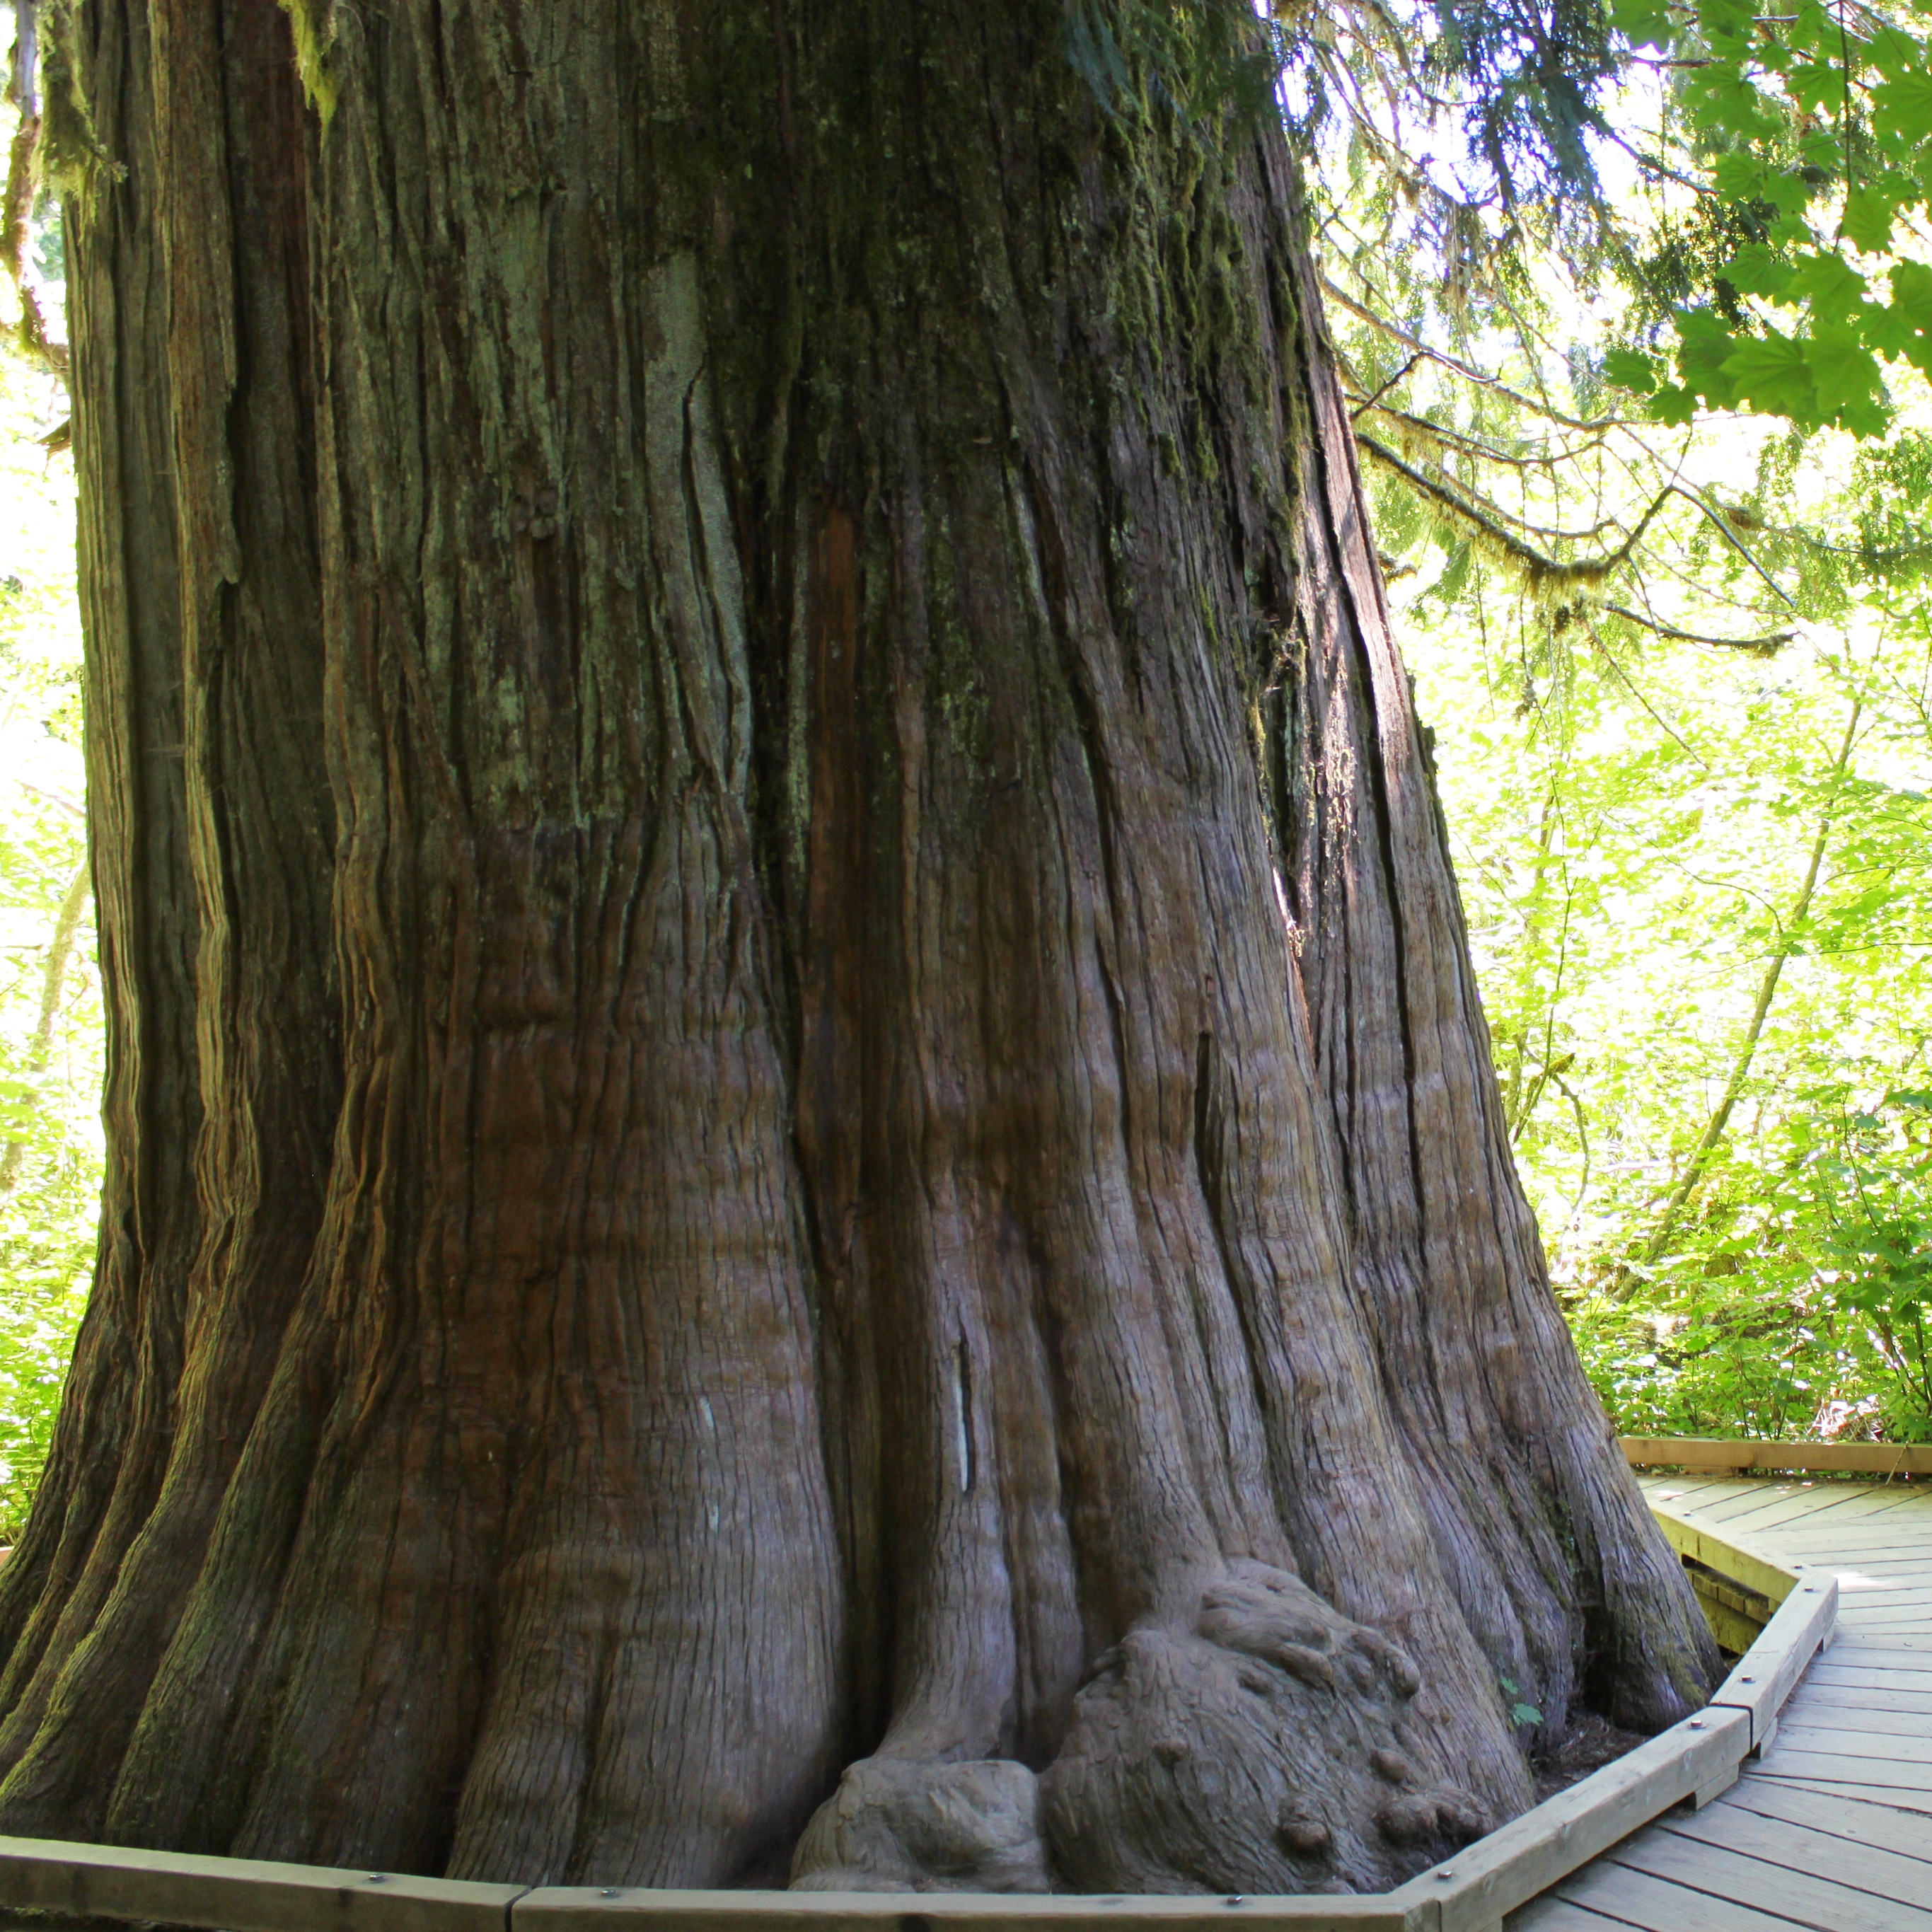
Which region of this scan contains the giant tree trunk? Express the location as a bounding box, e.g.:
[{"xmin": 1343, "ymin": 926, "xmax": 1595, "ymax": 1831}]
[{"xmin": 0, "ymin": 0, "xmax": 1717, "ymax": 1897}]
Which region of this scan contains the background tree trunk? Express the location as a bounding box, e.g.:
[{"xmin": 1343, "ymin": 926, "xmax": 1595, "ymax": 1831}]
[{"xmin": 0, "ymin": 0, "xmax": 1718, "ymax": 1897}]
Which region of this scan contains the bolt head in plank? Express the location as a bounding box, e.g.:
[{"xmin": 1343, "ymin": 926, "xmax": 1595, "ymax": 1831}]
[{"xmin": 0, "ymin": 1836, "xmax": 524, "ymax": 1932}]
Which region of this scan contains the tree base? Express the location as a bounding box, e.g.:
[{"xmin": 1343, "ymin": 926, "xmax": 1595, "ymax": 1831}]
[{"xmin": 792, "ymin": 1566, "xmax": 1493, "ymax": 1895}]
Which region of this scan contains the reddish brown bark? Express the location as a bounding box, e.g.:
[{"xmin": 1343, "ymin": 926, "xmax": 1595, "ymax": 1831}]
[{"xmin": 0, "ymin": 0, "xmax": 1718, "ymax": 1897}]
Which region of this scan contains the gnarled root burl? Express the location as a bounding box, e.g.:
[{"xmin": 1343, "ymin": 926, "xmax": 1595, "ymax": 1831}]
[{"xmin": 791, "ymin": 1564, "xmax": 1491, "ymax": 1894}]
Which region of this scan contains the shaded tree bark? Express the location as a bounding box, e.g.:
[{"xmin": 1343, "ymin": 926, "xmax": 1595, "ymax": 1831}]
[{"xmin": 0, "ymin": 0, "xmax": 1718, "ymax": 1898}]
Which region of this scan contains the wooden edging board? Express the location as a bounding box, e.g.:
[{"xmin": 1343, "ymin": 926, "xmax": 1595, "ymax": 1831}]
[
  {"xmin": 1381, "ymin": 1524, "xmax": 1837, "ymax": 1932},
  {"xmin": 0, "ymin": 1839, "xmax": 524, "ymax": 1932},
  {"xmin": 0, "ymin": 1504, "xmax": 1836, "ymax": 1932},
  {"xmin": 1642, "ymin": 1496, "xmax": 1800, "ymax": 1613},
  {"xmin": 1621, "ymin": 1434, "xmax": 1932, "ymax": 1476}
]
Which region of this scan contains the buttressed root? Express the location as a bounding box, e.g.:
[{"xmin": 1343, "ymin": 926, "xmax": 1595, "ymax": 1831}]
[
  {"xmin": 1043, "ymin": 1565, "xmax": 1493, "ymax": 1893},
  {"xmin": 789, "ymin": 1563, "xmax": 1493, "ymax": 1895},
  {"xmin": 789, "ymin": 1759, "xmax": 1051, "ymax": 1893}
]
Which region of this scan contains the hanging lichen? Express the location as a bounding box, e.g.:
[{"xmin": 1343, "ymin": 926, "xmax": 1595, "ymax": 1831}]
[
  {"xmin": 36, "ymin": 1, "xmax": 117, "ymax": 207},
  {"xmin": 278, "ymin": 0, "xmax": 340, "ymax": 125}
]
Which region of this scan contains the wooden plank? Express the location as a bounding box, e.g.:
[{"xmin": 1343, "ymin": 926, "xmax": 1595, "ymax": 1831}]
[
  {"xmin": 1787, "ymin": 1491, "xmax": 1932, "ymax": 1522},
  {"xmin": 1621, "ymin": 1438, "xmax": 1932, "ymax": 1476},
  {"xmin": 1808, "ymin": 1642, "xmax": 1932, "ymax": 1665},
  {"xmin": 0, "ymin": 1837, "xmax": 524, "ymax": 1932},
  {"xmin": 1708, "ymin": 1490, "xmax": 1878, "ymax": 1534},
  {"xmin": 1776, "ymin": 1776, "xmax": 1932, "ymax": 1816},
  {"xmin": 1808, "ymin": 1660, "xmax": 1932, "ymax": 1691},
  {"xmin": 1720, "ymin": 1776, "xmax": 1932, "ymax": 1863},
  {"xmin": 1607, "ymin": 1829, "xmax": 1932, "ymax": 1931},
  {"xmin": 511, "ymin": 1893, "xmax": 1430, "ymax": 1932},
  {"xmin": 1500, "ymin": 1899, "xmax": 1626, "ymax": 1931},
  {"xmin": 1691, "ymin": 1488, "xmax": 1850, "ymax": 1527},
  {"xmin": 1783, "ymin": 1686, "xmax": 1932, "ymax": 1723},
  {"xmin": 1638, "ymin": 1481, "xmax": 1769, "ymax": 1512},
  {"xmin": 1554, "ymin": 1859, "xmax": 1807, "ymax": 1931},
  {"xmin": 1730, "ymin": 1491, "xmax": 1932, "ymax": 1522},
  {"xmin": 1736, "ymin": 1515, "xmax": 1932, "ymax": 1543},
  {"xmin": 1660, "ymin": 1800, "xmax": 1932, "ymax": 1907},
  {"xmin": 1645, "ymin": 1502, "xmax": 1799, "ymax": 1607},
  {"xmin": 1711, "ymin": 1535, "xmax": 1932, "ymax": 1563},
  {"xmin": 1699, "ymin": 1596, "xmax": 1769, "ymax": 1656},
  {"xmin": 1799, "ymin": 1554, "xmax": 1932, "ymax": 1573},
  {"xmin": 1757, "ymin": 1747, "xmax": 1932, "ymax": 1788},
  {"xmin": 1385, "ymin": 1708, "xmax": 1750, "ymax": 1932},
  {"xmin": 1638, "ymin": 1480, "xmax": 1769, "ymax": 1512},
  {"xmin": 1752, "ymin": 1547, "xmax": 1932, "ymax": 1570},
  {"xmin": 1733, "ymin": 1491, "xmax": 1932, "ymax": 1527},
  {"xmin": 1771, "ymin": 1722, "xmax": 1932, "ymax": 1764}
]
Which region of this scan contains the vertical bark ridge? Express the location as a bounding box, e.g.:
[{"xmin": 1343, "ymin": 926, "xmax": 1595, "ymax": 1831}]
[
  {"xmin": 1275, "ymin": 214, "xmax": 1719, "ymax": 1738},
  {"xmin": 0, "ymin": 0, "xmax": 202, "ymax": 1770},
  {"xmin": 0, "ymin": 0, "xmax": 340, "ymax": 1841}
]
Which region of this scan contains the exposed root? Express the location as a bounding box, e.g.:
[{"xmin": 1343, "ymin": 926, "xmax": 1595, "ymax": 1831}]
[
  {"xmin": 789, "ymin": 1758, "xmax": 1051, "ymax": 1893},
  {"xmin": 1040, "ymin": 1564, "xmax": 1491, "ymax": 1893}
]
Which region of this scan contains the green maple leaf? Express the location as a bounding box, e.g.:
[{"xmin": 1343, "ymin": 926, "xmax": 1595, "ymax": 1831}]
[
  {"xmin": 1868, "ymin": 25, "xmax": 1926, "ymax": 81},
  {"xmin": 1863, "ymin": 300, "xmax": 1921, "ymax": 363},
  {"xmin": 1694, "ymin": 0, "xmax": 1757, "ymax": 50},
  {"xmin": 1874, "ymin": 71, "xmax": 1932, "ymax": 145},
  {"xmin": 1725, "ymin": 243, "xmax": 1793, "ymax": 300},
  {"xmin": 1882, "ymin": 261, "xmax": 1932, "ymax": 373},
  {"xmin": 1609, "ymin": 0, "xmax": 1676, "ymax": 50},
  {"xmin": 1842, "ymin": 188, "xmax": 1897, "ymax": 255},
  {"xmin": 1803, "ymin": 328, "xmax": 1887, "ymax": 435},
  {"xmin": 1648, "ymin": 382, "xmax": 1698, "ymax": 425},
  {"xmin": 1891, "ymin": 260, "xmax": 1932, "ymax": 328},
  {"xmin": 1788, "ymin": 251, "xmax": 1869, "ymax": 320},
  {"xmin": 1786, "ymin": 62, "xmax": 1847, "ymax": 115},
  {"xmin": 1602, "ymin": 348, "xmax": 1659, "ymax": 394},
  {"xmin": 1677, "ymin": 308, "xmax": 1743, "ymax": 407},
  {"xmin": 1723, "ymin": 331, "xmax": 1818, "ymax": 422}
]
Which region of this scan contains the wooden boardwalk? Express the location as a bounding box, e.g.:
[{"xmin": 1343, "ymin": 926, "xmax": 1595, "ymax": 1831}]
[{"xmin": 1513, "ymin": 1472, "xmax": 1932, "ymax": 1928}]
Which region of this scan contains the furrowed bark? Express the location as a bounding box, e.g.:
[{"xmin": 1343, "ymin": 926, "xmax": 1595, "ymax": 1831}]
[
  {"xmin": 1270, "ymin": 281, "xmax": 1719, "ymax": 1744},
  {"xmin": 0, "ymin": 0, "xmax": 1718, "ymax": 1897},
  {"xmin": 0, "ymin": 0, "xmax": 339, "ymax": 1842},
  {"xmin": 0, "ymin": 0, "xmax": 202, "ymax": 1764}
]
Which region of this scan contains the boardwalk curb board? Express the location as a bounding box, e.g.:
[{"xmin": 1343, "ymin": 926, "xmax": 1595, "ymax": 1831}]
[
  {"xmin": 1621, "ymin": 1435, "xmax": 1932, "ymax": 1477},
  {"xmin": 0, "ymin": 1839, "xmax": 527, "ymax": 1932},
  {"xmin": 1381, "ymin": 1520, "xmax": 1836, "ymax": 1932}
]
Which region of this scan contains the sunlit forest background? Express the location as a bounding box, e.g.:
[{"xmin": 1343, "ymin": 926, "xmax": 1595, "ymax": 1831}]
[{"xmin": 1, "ymin": 23, "xmax": 1928, "ymax": 1545}]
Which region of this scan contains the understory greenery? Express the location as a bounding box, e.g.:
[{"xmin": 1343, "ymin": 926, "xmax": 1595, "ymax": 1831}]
[
  {"xmin": 0, "ymin": 1, "xmax": 1928, "ymax": 1526},
  {"xmin": 0, "ymin": 340, "xmax": 98, "ymax": 1544},
  {"xmin": 1289, "ymin": 0, "xmax": 1932, "ymax": 1445}
]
